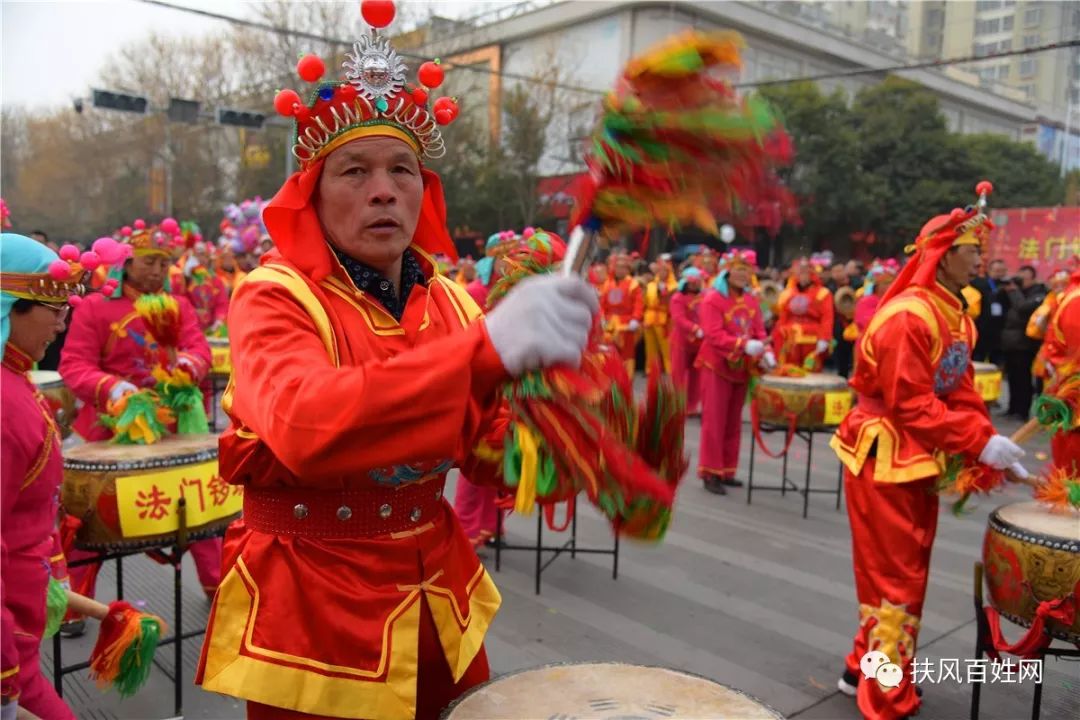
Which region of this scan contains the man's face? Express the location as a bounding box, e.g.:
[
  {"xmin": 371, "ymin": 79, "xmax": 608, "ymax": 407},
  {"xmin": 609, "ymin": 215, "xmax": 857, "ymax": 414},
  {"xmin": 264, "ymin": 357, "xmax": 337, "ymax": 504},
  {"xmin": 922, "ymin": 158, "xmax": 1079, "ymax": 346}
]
[
  {"xmin": 657, "ymin": 264, "xmax": 671, "ymax": 281},
  {"xmin": 9, "ymin": 303, "xmax": 67, "ymax": 362},
  {"xmin": 614, "ymin": 258, "xmax": 631, "ymax": 280},
  {"xmin": 830, "ymin": 265, "xmax": 847, "ymax": 285},
  {"xmin": 462, "ymin": 263, "xmax": 477, "ymax": 282},
  {"xmin": 989, "ymin": 260, "xmax": 1007, "ymax": 280},
  {"xmin": 702, "ymin": 255, "xmax": 717, "ymax": 273},
  {"xmin": 797, "ymin": 266, "xmax": 811, "ymax": 285},
  {"xmin": 941, "ymin": 245, "xmax": 981, "ymax": 288},
  {"xmin": 1019, "ymin": 268, "xmax": 1036, "ymax": 288},
  {"xmin": 314, "ymin": 136, "xmax": 423, "ymax": 272},
  {"xmin": 845, "ymin": 260, "xmax": 859, "ymax": 277},
  {"xmin": 729, "ymin": 265, "xmax": 750, "ymax": 290},
  {"xmin": 125, "ymin": 254, "xmax": 170, "ymax": 293}
]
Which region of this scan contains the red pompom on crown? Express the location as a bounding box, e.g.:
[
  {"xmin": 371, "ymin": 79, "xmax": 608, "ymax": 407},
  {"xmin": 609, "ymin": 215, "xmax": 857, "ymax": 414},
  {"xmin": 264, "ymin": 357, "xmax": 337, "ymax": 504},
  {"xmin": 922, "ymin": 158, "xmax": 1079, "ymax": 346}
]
[{"xmin": 361, "ymin": 0, "xmax": 395, "ymax": 29}]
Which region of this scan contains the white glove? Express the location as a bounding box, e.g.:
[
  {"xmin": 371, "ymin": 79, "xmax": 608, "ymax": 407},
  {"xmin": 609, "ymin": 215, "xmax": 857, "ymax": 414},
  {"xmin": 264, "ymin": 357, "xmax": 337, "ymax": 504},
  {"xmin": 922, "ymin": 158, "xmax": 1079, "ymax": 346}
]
[
  {"xmin": 485, "ymin": 274, "xmax": 598, "ymax": 376},
  {"xmin": 760, "ymin": 351, "xmax": 777, "ymax": 371},
  {"xmin": 175, "ymin": 356, "xmax": 198, "ymax": 377},
  {"xmin": 745, "ymin": 339, "xmax": 765, "ymax": 357},
  {"xmin": 695, "ymin": 327, "xmax": 705, "ymax": 340},
  {"xmin": 1007, "ymin": 461, "xmax": 1031, "ymax": 481},
  {"xmin": 627, "ymin": 319, "xmax": 641, "ymax": 332},
  {"xmin": 184, "ymin": 255, "xmax": 199, "ymax": 276},
  {"xmin": 978, "ymin": 434, "xmax": 1025, "ymax": 470},
  {"xmin": 109, "ymin": 380, "xmax": 138, "ymax": 403},
  {"xmin": 816, "ymin": 339, "xmax": 830, "ymax": 354}
]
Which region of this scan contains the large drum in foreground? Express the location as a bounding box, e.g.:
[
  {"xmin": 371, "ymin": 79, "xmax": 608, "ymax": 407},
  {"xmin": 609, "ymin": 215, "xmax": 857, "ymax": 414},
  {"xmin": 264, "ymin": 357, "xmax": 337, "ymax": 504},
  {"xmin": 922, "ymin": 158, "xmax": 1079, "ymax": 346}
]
[
  {"xmin": 62, "ymin": 433, "xmax": 240, "ymax": 551},
  {"xmin": 973, "ymin": 361, "xmax": 1002, "ymax": 403},
  {"xmin": 755, "ymin": 373, "xmax": 851, "ymax": 430},
  {"xmin": 983, "ymin": 501, "xmax": 1080, "ymax": 643},
  {"xmin": 442, "ymin": 662, "xmax": 784, "ymax": 719},
  {"xmin": 30, "ymin": 370, "xmax": 76, "ymax": 439}
]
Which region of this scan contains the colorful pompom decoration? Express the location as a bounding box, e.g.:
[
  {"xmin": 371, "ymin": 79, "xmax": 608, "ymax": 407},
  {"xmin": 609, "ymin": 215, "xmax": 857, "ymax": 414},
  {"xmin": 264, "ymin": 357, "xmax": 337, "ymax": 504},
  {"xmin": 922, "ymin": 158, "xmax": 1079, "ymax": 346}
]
[
  {"xmin": 297, "ymin": 54, "xmax": 325, "ymax": 83},
  {"xmin": 274, "ymin": 89, "xmax": 301, "ymax": 117},
  {"xmin": 361, "ymin": 0, "xmax": 396, "ymax": 29},
  {"xmin": 48, "ymin": 260, "xmax": 71, "ymax": 280},
  {"xmin": 58, "ymin": 244, "xmax": 80, "ymax": 262},
  {"xmin": 159, "ymin": 217, "xmax": 180, "ymax": 235},
  {"xmin": 133, "ymin": 218, "xmax": 146, "ymax": 230},
  {"xmin": 418, "ymin": 60, "xmax": 444, "ymax": 89},
  {"xmin": 88, "ymin": 601, "xmax": 165, "ymax": 698}
]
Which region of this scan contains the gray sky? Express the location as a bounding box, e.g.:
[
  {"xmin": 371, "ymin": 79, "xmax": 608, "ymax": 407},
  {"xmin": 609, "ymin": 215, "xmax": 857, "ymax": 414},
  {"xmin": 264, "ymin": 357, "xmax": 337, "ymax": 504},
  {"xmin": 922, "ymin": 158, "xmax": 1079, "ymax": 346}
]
[{"xmin": 1, "ymin": 0, "xmax": 506, "ymax": 111}]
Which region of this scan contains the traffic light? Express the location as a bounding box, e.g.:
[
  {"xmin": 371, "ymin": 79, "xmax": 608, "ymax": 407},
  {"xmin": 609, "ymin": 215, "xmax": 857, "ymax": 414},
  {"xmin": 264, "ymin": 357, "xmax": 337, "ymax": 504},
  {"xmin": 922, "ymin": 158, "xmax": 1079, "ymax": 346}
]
[
  {"xmin": 91, "ymin": 89, "xmax": 148, "ymax": 114},
  {"xmin": 167, "ymin": 98, "xmax": 201, "ymax": 124},
  {"xmin": 217, "ymin": 108, "xmax": 266, "ymax": 129}
]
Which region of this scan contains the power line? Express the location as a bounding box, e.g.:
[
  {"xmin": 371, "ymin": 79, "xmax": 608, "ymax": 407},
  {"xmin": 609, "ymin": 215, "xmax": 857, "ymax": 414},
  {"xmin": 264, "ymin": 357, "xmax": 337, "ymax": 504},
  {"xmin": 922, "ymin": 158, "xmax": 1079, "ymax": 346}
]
[
  {"xmin": 738, "ymin": 38, "xmax": 1080, "ymax": 89},
  {"xmin": 138, "ymin": 0, "xmax": 1077, "ymax": 100}
]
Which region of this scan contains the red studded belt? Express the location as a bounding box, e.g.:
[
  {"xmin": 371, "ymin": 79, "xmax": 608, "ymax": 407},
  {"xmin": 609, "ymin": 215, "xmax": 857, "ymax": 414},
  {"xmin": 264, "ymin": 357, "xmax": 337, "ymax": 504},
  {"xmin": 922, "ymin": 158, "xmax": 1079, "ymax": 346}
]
[{"xmin": 242, "ymin": 479, "xmax": 447, "ymax": 539}]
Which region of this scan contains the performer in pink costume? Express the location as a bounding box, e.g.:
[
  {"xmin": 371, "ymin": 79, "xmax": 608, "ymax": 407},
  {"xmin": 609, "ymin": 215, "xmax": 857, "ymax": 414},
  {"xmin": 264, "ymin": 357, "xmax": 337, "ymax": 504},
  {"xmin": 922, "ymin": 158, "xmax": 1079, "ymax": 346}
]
[
  {"xmin": 1, "ymin": 233, "xmax": 80, "ymax": 720},
  {"xmin": 696, "ymin": 250, "xmax": 775, "ymax": 494},
  {"xmin": 669, "ymin": 267, "xmax": 705, "ymax": 415},
  {"xmin": 181, "ymin": 240, "xmax": 229, "ymax": 334},
  {"xmin": 58, "ymin": 224, "xmax": 220, "ymax": 633}
]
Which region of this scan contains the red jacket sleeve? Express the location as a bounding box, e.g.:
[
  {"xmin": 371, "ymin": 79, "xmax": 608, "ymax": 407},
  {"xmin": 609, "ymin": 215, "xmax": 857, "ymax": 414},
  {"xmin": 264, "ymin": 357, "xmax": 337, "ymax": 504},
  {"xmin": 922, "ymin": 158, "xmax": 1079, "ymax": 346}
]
[
  {"xmin": 228, "ymin": 279, "xmax": 509, "ymax": 482},
  {"xmin": 630, "ymin": 281, "xmax": 645, "ymax": 322},
  {"xmin": 0, "ymin": 421, "xmax": 31, "ymax": 703},
  {"xmin": 1044, "ymin": 289, "xmax": 1080, "ymax": 372},
  {"xmin": 59, "ymin": 296, "xmax": 123, "ymax": 410},
  {"xmin": 174, "ymin": 296, "xmax": 212, "ymax": 381},
  {"xmin": 668, "ymin": 295, "xmax": 694, "ymax": 339},
  {"xmin": 872, "ymin": 312, "xmax": 994, "ymax": 458}
]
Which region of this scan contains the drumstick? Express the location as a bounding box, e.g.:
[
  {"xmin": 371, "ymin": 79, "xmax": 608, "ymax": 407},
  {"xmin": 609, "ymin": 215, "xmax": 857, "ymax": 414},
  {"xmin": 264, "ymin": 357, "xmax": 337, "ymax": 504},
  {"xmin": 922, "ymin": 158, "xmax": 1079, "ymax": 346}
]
[
  {"xmin": 1004, "ymin": 466, "xmax": 1040, "ymax": 489},
  {"xmin": 65, "ymin": 590, "xmax": 112, "ymax": 621},
  {"xmin": 561, "ymin": 226, "xmax": 593, "ymax": 278},
  {"xmin": 1010, "ymin": 418, "xmax": 1043, "ymax": 446}
]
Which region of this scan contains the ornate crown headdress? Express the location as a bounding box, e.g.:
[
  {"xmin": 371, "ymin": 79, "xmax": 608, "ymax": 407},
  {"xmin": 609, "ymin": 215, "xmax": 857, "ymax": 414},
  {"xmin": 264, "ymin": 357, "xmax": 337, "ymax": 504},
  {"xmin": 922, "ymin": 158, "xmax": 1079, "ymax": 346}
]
[
  {"xmin": 0, "ymin": 237, "xmax": 128, "ymax": 305},
  {"xmin": 275, "ymin": 0, "xmax": 459, "ymax": 168},
  {"xmin": 117, "ymin": 217, "xmax": 184, "ymax": 257},
  {"xmin": 906, "ymin": 181, "xmax": 994, "ymax": 254}
]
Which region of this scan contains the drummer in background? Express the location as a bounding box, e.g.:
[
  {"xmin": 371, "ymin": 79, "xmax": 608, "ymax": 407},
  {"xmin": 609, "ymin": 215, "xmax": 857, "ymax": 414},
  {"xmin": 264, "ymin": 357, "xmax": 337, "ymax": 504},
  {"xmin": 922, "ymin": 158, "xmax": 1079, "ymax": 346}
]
[
  {"xmin": 58, "ymin": 223, "xmax": 219, "ymax": 635},
  {"xmin": 695, "ymin": 249, "xmax": 776, "ymax": 494},
  {"xmin": 772, "ymin": 258, "xmax": 833, "ymax": 371},
  {"xmin": 846, "ymin": 259, "xmax": 899, "ymax": 343},
  {"xmin": 642, "ymin": 255, "xmax": 677, "ymax": 373},
  {"xmin": 830, "ymin": 183, "xmax": 1028, "ymax": 720},
  {"xmin": 670, "ymin": 267, "xmax": 705, "ymax": 415},
  {"xmin": 600, "ymin": 252, "xmax": 645, "ymax": 376},
  {"xmin": 1041, "ymin": 256, "xmax": 1080, "ymax": 469},
  {"xmin": 182, "ymin": 239, "xmax": 229, "ymax": 334},
  {"xmin": 1, "ymin": 233, "xmax": 81, "ymax": 720},
  {"xmin": 192, "ymin": 8, "xmax": 597, "ymax": 717}
]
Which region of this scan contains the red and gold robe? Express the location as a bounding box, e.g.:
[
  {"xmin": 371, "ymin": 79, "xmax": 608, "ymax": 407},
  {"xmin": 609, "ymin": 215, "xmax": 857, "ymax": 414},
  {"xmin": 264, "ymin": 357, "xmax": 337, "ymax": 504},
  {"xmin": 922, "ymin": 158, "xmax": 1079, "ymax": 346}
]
[
  {"xmin": 195, "ymin": 246, "xmax": 507, "ymax": 720},
  {"xmin": 183, "ymin": 269, "xmax": 230, "ymax": 332},
  {"xmin": 643, "ymin": 276, "xmax": 677, "ymax": 372},
  {"xmin": 600, "ymin": 275, "xmax": 644, "ymax": 372},
  {"xmin": 773, "ymin": 281, "xmax": 833, "ymax": 370},
  {"xmin": 830, "ymin": 282, "xmax": 995, "ymax": 720},
  {"xmin": 1042, "ymin": 272, "xmax": 1080, "ymax": 469}
]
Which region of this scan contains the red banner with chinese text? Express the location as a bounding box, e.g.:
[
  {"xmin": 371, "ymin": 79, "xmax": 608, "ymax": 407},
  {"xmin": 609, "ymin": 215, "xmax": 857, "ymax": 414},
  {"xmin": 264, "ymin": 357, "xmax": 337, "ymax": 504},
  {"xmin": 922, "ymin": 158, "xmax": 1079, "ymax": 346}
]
[{"xmin": 985, "ymin": 207, "xmax": 1080, "ymax": 273}]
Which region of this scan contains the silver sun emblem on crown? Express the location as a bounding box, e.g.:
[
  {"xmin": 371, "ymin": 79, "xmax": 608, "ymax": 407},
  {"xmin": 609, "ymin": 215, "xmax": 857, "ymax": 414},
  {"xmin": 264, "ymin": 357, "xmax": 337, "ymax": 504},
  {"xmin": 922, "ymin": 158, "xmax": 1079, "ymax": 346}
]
[{"xmin": 343, "ymin": 33, "xmax": 407, "ymax": 105}]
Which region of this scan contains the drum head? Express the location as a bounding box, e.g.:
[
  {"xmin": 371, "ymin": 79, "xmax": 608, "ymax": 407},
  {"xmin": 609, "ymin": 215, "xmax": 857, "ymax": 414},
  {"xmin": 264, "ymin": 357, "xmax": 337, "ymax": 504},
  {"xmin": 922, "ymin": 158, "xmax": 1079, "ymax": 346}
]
[
  {"xmin": 29, "ymin": 370, "xmax": 63, "ymax": 390},
  {"xmin": 761, "ymin": 372, "xmax": 849, "ymax": 390},
  {"xmin": 993, "ymin": 501, "xmax": 1080, "ymax": 547},
  {"xmin": 443, "ymin": 662, "xmax": 784, "ymax": 719},
  {"xmin": 64, "ymin": 433, "xmax": 219, "ymax": 472}
]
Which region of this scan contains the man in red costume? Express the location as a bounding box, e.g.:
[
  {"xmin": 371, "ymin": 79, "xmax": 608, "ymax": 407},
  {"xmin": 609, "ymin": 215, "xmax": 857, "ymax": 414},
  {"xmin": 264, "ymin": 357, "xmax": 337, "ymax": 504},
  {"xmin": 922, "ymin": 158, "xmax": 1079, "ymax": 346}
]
[
  {"xmin": 669, "ymin": 267, "xmax": 705, "ymax": 415},
  {"xmin": 696, "ymin": 250, "xmax": 775, "ymax": 493},
  {"xmin": 773, "ymin": 258, "xmax": 834, "ymax": 371},
  {"xmin": 830, "ymin": 183, "xmax": 1027, "ymax": 720},
  {"xmin": 193, "ymin": 8, "xmax": 597, "ymax": 719},
  {"xmin": 1041, "ymin": 257, "xmax": 1080, "ymax": 469},
  {"xmin": 600, "ymin": 253, "xmax": 644, "ymax": 376}
]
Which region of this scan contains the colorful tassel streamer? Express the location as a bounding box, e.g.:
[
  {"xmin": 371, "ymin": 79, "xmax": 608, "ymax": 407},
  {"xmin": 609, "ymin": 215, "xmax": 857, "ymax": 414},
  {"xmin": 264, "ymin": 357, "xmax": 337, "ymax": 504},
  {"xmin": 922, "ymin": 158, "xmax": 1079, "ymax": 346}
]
[
  {"xmin": 89, "ymin": 601, "xmax": 164, "ymax": 698},
  {"xmin": 152, "ymin": 366, "xmax": 210, "ymax": 435},
  {"xmin": 44, "ymin": 577, "xmax": 69, "ymax": 639},
  {"xmin": 134, "ymin": 293, "xmax": 182, "ymax": 353},
  {"xmin": 1034, "ymin": 465, "xmax": 1080, "ymax": 513},
  {"xmin": 936, "ymin": 454, "xmax": 1004, "ymax": 516},
  {"xmin": 101, "ymin": 389, "xmax": 172, "ymax": 445}
]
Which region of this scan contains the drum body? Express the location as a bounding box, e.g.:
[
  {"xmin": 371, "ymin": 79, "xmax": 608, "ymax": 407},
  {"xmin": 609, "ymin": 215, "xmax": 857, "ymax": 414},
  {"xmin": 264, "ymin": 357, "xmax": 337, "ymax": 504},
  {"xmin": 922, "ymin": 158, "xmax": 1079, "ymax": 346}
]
[
  {"xmin": 983, "ymin": 501, "xmax": 1080, "ymax": 643},
  {"xmin": 755, "ymin": 373, "xmax": 851, "ymax": 430},
  {"xmin": 62, "ymin": 433, "xmax": 236, "ymax": 551},
  {"xmin": 442, "ymin": 662, "xmax": 784, "ymax": 719},
  {"xmin": 209, "ymin": 337, "xmax": 231, "ymax": 378},
  {"xmin": 973, "ymin": 361, "xmax": 1002, "ymax": 402},
  {"xmin": 30, "ymin": 370, "xmax": 76, "ymax": 439}
]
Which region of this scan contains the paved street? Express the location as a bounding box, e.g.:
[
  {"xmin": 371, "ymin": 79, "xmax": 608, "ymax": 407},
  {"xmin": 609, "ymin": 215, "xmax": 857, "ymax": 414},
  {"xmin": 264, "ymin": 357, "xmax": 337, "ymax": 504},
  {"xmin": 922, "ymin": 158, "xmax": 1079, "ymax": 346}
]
[{"xmin": 45, "ymin": 413, "xmax": 1078, "ymax": 720}]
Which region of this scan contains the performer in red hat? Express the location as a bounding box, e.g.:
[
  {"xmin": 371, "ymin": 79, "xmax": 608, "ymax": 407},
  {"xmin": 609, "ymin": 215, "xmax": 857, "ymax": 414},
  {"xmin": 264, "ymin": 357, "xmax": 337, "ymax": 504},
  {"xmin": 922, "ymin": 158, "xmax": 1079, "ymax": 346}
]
[
  {"xmin": 58, "ymin": 221, "xmax": 220, "ymax": 632},
  {"xmin": 193, "ymin": 4, "xmax": 597, "ymax": 718},
  {"xmin": 831, "ymin": 182, "xmax": 1027, "ymax": 720},
  {"xmin": 1041, "ymin": 256, "xmax": 1080, "ymax": 469},
  {"xmin": 600, "ymin": 253, "xmax": 645, "ymax": 376},
  {"xmin": 1, "ymin": 233, "xmax": 84, "ymax": 720},
  {"xmin": 773, "ymin": 257, "xmax": 834, "ymax": 371},
  {"xmin": 696, "ymin": 249, "xmax": 775, "ymax": 493}
]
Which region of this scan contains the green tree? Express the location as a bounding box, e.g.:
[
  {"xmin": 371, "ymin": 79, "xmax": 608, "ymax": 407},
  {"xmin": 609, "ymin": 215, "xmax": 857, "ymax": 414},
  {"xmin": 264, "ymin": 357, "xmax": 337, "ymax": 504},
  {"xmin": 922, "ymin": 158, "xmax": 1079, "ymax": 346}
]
[
  {"xmin": 756, "ymin": 81, "xmax": 863, "ymax": 257},
  {"xmin": 957, "ymin": 133, "xmax": 1065, "ymax": 208}
]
